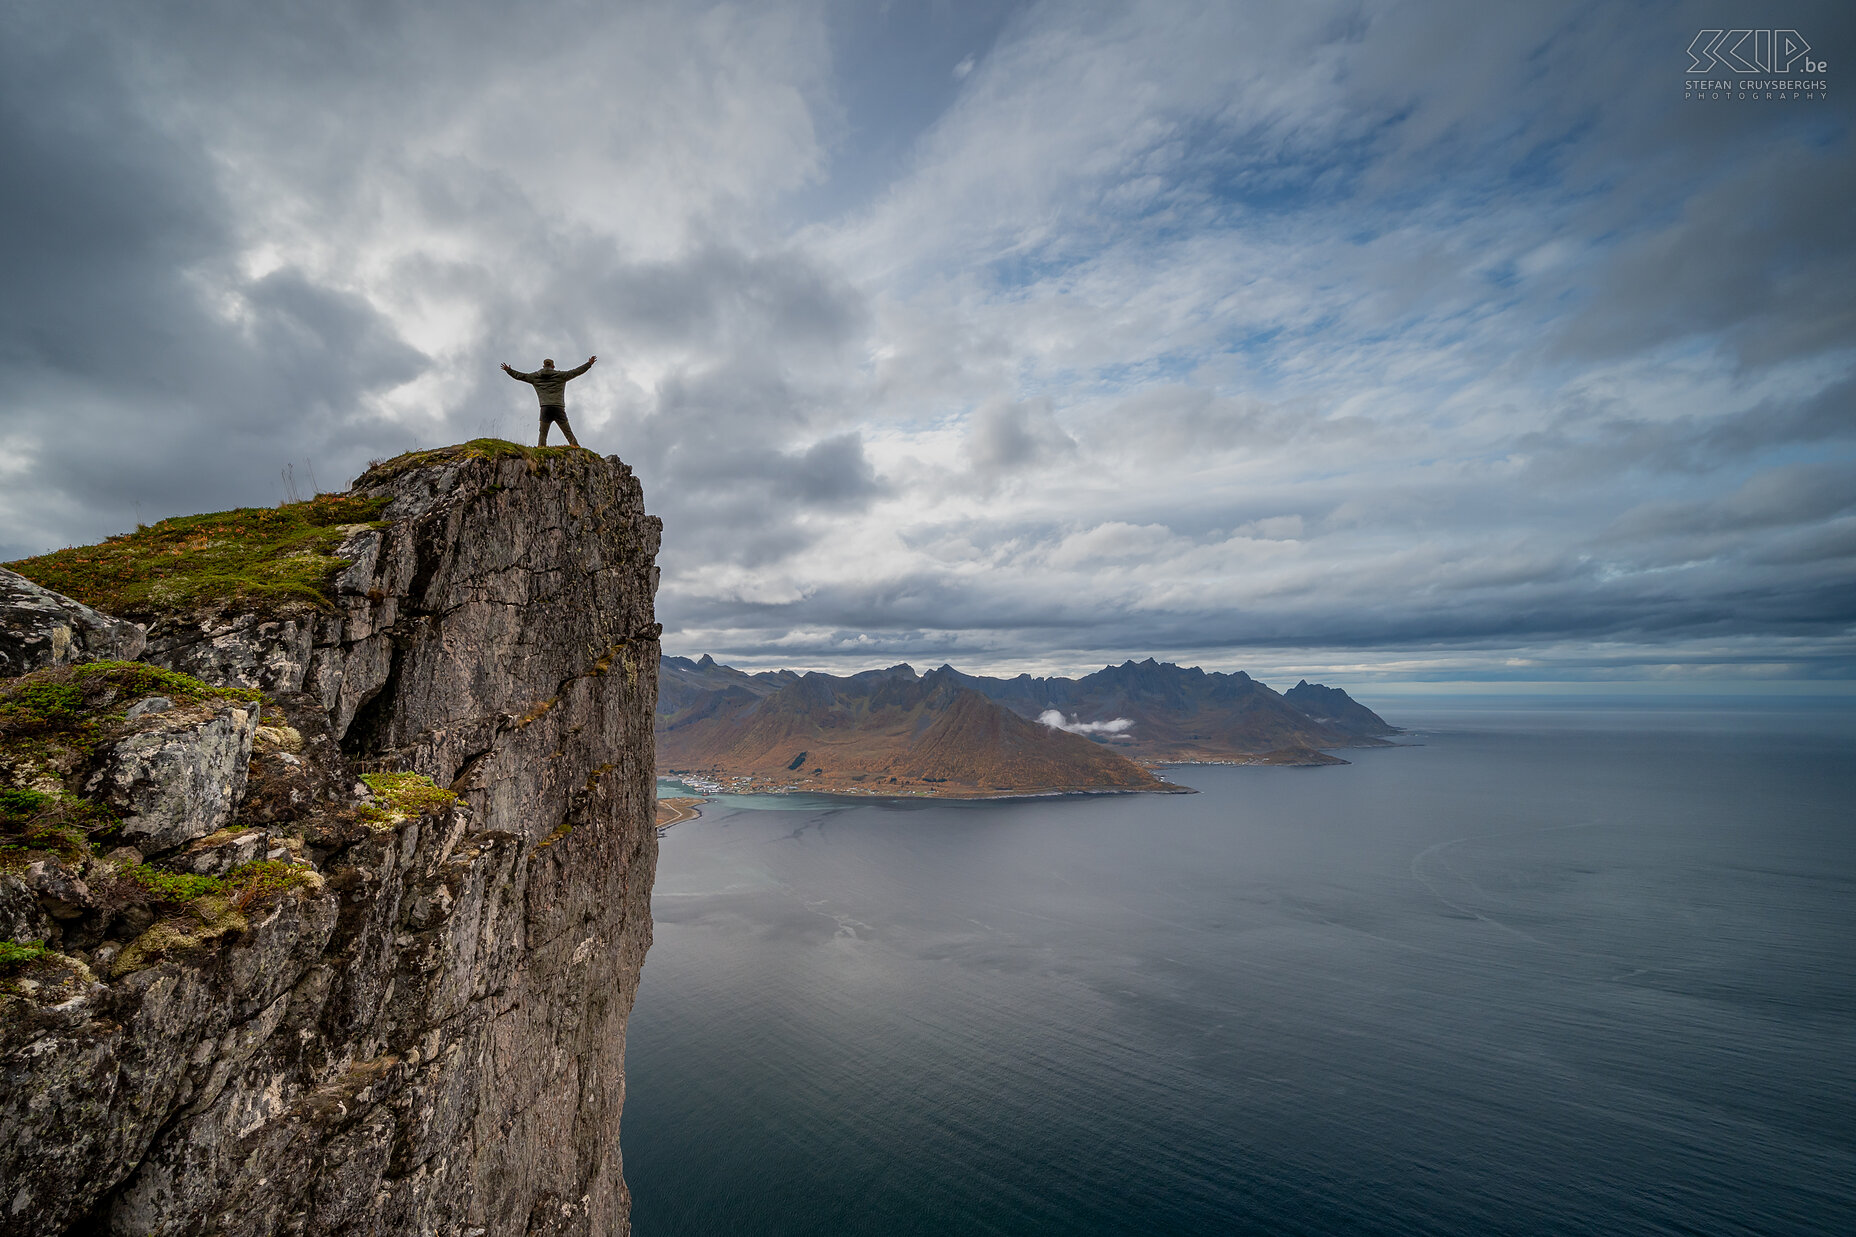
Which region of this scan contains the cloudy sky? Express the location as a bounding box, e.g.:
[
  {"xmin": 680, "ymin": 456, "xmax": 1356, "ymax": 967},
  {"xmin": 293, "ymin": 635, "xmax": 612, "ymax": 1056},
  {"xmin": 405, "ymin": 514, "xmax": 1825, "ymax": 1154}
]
[{"xmin": 2, "ymin": 1, "xmax": 1851, "ymax": 685}]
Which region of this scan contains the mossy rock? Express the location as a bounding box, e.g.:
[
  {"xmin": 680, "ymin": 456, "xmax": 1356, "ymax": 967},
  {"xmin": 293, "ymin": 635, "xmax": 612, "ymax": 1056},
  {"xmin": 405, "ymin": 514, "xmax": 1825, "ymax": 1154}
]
[
  {"xmin": 0, "ymin": 662, "xmax": 261, "ymax": 862},
  {"xmin": 118, "ymin": 856, "xmax": 323, "ymax": 911},
  {"xmin": 108, "ymin": 859, "xmax": 324, "ymax": 977},
  {"xmin": 112, "ymin": 896, "xmax": 247, "ymax": 976},
  {"xmin": 353, "ymin": 438, "xmax": 582, "ymax": 488},
  {"xmin": 356, "ymin": 772, "xmax": 458, "ymax": 831},
  {"xmin": 0, "ymin": 942, "xmax": 94, "ymax": 1000},
  {"xmin": 0, "ymin": 787, "xmax": 113, "ymax": 866},
  {"xmin": 5, "ymin": 492, "xmax": 389, "ymax": 618}
]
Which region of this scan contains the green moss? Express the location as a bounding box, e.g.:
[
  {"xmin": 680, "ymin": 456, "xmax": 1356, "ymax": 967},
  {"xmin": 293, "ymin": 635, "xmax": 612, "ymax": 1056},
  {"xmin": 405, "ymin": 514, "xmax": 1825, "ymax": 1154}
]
[
  {"xmin": 5, "ymin": 492, "xmax": 390, "ymax": 617},
  {"xmin": 5, "ymin": 681, "xmax": 85, "ymax": 721},
  {"xmin": 70, "ymin": 660, "xmax": 263, "ymax": 704},
  {"xmin": 226, "ymin": 857, "xmax": 321, "ymax": 904},
  {"xmin": 123, "ymin": 864, "xmax": 227, "ymax": 904},
  {"xmin": 355, "ymin": 438, "xmax": 580, "ymax": 488},
  {"xmin": 108, "ymin": 862, "xmax": 323, "ymax": 977},
  {"xmin": 1, "ymin": 787, "xmax": 59, "ymax": 820},
  {"xmin": 353, "ymin": 804, "xmax": 396, "ymax": 832},
  {"xmin": 355, "ymin": 771, "xmax": 457, "ymax": 832},
  {"xmin": 111, "ymin": 896, "xmax": 249, "ymax": 977},
  {"xmin": 0, "ymin": 939, "xmax": 48, "ymax": 974},
  {"xmin": 1, "ymin": 662, "xmax": 258, "ymax": 745},
  {"xmin": 360, "ymin": 771, "xmax": 458, "ymax": 819}
]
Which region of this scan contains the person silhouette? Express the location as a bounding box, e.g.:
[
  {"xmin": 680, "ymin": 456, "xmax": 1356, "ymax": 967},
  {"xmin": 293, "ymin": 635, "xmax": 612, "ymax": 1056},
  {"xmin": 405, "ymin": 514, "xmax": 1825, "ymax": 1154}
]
[{"xmin": 501, "ymin": 355, "xmax": 596, "ymax": 446}]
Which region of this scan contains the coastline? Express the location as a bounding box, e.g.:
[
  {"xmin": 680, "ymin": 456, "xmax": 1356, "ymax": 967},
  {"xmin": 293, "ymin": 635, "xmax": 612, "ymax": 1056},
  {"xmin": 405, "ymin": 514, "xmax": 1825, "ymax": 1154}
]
[
  {"xmin": 655, "ymin": 796, "xmax": 705, "ymax": 832},
  {"xmin": 655, "ymin": 774, "xmax": 1196, "ymax": 805}
]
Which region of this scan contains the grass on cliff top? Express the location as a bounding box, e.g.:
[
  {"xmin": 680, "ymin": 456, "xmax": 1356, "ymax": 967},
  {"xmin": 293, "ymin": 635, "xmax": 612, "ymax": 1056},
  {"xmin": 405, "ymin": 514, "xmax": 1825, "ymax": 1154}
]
[
  {"xmin": 354, "ymin": 438, "xmax": 583, "ymax": 488},
  {"xmin": 5, "ymin": 492, "xmax": 390, "ymax": 618}
]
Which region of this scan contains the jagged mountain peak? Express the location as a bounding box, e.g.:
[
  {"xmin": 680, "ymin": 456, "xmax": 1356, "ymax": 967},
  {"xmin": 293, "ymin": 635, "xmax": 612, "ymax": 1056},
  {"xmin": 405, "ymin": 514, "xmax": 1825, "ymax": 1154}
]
[{"xmin": 659, "ymin": 653, "xmax": 1395, "ymax": 772}]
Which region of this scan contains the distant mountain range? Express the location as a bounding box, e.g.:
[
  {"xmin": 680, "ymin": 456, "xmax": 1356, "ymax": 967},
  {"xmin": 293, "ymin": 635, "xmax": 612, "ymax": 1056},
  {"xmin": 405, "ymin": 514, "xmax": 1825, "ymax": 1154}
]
[{"xmin": 657, "ymin": 656, "xmax": 1396, "ymax": 798}]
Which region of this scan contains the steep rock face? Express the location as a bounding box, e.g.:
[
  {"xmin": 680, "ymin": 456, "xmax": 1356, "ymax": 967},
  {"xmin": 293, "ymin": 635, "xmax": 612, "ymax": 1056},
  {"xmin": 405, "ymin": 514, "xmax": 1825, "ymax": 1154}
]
[{"xmin": 0, "ymin": 447, "xmax": 661, "ymax": 1236}]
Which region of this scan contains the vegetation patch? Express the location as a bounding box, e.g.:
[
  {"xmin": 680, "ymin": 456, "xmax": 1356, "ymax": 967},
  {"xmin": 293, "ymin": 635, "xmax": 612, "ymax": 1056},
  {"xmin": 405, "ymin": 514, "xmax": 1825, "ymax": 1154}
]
[
  {"xmin": 0, "ymin": 787, "xmax": 116, "ymax": 865},
  {"xmin": 119, "ymin": 857, "xmax": 321, "ymax": 911},
  {"xmin": 112, "ymin": 897, "xmax": 247, "ymax": 977},
  {"xmin": 230, "ymin": 858, "xmax": 324, "ymax": 910},
  {"xmin": 0, "ymin": 940, "xmax": 93, "ymax": 1000},
  {"xmin": 354, "ymin": 438, "xmax": 579, "ymax": 488},
  {"xmin": 5, "ymin": 492, "xmax": 390, "ymax": 617},
  {"xmin": 1, "ymin": 661, "xmax": 260, "ymax": 752},
  {"xmin": 106, "ymin": 858, "xmax": 324, "ymax": 977},
  {"xmin": 122, "ymin": 863, "xmax": 229, "ymax": 905},
  {"xmin": 0, "ymin": 662, "xmax": 262, "ymax": 860},
  {"xmin": 0, "ymin": 939, "xmax": 49, "ymax": 975},
  {"xmin": 357, "ymin": 771, "xmax": 458, "ymax": 831}
]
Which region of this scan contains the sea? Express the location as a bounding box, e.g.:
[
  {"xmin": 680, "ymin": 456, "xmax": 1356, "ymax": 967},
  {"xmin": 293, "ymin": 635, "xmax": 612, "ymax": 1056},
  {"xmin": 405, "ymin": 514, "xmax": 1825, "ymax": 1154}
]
[{"xmin": 620, "ymin": 698, "xmax": 1856, "ymax": 1236}]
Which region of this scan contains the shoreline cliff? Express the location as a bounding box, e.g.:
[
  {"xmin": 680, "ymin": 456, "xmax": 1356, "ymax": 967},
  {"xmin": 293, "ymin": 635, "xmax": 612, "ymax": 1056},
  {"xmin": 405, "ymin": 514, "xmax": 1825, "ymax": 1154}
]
[{"xmin": 1, "ymin": 441, "xmax": 661, "ymax": 1236}]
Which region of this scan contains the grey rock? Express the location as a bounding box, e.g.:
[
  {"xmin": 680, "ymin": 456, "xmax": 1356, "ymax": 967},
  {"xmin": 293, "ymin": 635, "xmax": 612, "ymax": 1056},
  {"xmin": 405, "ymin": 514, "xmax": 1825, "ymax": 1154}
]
[
  {"xmin": 24, "ymin": 861, "xmax": 91, "ymax": 920},
  {"xmin": 0, "ymin": 567, "xmax": 147, "ymax": 677},
  {"xmin": 0, "ymin": 873, "xmax": 49, "ymax": 943},
  {"xmin": 3, "ymin": 448, "xmax": 661, "ymax": 1237},
  {"xmin": 123, "ymin": 696, "xmax": 173, "ymax": 720},
  {"xmin": 171, "ymin": 829, "xmax": 269, "ymax": 876},
  {"xmin": 84, "ymin": 702, "xmax": 259, "ymax": 856}
]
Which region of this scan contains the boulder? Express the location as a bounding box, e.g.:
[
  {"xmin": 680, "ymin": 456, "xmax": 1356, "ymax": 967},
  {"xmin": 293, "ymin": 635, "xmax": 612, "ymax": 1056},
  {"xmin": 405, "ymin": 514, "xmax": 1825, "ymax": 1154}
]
[
  {"xmin": 84, "ymin": 702, "xmax": 259, "ymax": 855},
  {"xmin": 0, "ymin": 567, "xmax": 146, "ymax": 677}
]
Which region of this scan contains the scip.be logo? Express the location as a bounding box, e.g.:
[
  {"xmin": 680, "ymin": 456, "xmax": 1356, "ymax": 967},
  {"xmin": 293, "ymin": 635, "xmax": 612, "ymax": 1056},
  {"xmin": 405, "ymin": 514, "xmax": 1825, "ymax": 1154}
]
[{"xmin": 1686, "ymin": 30, "xmax": 1825, "ymax": 74}]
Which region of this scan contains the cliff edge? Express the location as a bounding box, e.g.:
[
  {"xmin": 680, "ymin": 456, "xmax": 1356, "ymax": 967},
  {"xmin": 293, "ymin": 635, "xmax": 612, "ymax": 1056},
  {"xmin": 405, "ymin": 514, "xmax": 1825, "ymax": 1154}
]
[{"xmin": 1, "ymin": 442, "xmax": 661, "ymax": 1236}]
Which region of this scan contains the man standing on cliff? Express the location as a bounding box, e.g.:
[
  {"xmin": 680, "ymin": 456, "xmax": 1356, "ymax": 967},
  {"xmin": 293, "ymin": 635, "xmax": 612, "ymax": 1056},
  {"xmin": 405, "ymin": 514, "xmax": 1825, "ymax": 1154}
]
[{"xmin": 501, "ymin": 355, "xmax": 596, "ymax": 446}]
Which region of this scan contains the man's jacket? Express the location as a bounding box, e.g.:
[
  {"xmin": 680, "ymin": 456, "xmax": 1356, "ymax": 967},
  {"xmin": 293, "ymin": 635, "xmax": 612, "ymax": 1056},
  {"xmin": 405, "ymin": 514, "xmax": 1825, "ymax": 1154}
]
[{"xmin": 506, "ymin": 361, "xmax": 592, "ymax": 406}]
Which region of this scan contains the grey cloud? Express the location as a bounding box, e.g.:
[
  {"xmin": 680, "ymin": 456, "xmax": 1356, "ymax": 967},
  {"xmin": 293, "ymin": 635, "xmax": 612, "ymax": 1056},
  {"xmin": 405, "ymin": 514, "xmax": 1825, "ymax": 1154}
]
[
  {"xmin": 242, "ymin": 270, "xmax": 429, "ymax": 403},
  {"xmin": 590, "ymin": 244, "xmax": 866, "ymax": 357},
  {"xmin": 0, "ymin": 11, "xmax": 430, "ymax": 556},
  {"xmin": 1610, "ymin": 464, "xmax": 1856, "ymax": 541},
  {"xmin": 1512, "ymin": 372, "xmax": 1856, "ymax": 491},
  {"xmin": 1554, "ymin": 139, "xmax": 1856, "ymax": 366},
  {"xmin": 967, "ymin": 396, "xmax": 1076, "ymax": 477},
  {"xmin": 780, "ymin": 434, "xmax": 887, "ymax": 508}
]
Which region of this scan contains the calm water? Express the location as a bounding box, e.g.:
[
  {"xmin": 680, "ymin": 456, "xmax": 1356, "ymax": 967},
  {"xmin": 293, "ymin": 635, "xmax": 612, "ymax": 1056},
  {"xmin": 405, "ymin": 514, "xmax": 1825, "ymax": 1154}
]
[{"xmin": 621, "ymin": 700, "xmax": 1856, "ymax": 1235}]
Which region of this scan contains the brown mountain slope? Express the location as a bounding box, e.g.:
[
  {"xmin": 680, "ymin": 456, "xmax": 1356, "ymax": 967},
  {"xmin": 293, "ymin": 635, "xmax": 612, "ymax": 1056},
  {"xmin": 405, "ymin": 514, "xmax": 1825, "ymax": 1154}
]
[{"xmin": 657, "ymin": 664, "xmax": 1172, "ymax": 797}]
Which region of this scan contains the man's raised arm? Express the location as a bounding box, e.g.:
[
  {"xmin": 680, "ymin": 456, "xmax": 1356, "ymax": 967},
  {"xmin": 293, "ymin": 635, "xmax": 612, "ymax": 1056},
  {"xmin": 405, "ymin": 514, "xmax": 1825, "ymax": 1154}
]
[
  {"xmin": 500, "ymin": 362, "xmax": 534, "ymax": 382},
  {"xmin": 561, "ymin": 355, "xmax": 597, "ymax": 380}
]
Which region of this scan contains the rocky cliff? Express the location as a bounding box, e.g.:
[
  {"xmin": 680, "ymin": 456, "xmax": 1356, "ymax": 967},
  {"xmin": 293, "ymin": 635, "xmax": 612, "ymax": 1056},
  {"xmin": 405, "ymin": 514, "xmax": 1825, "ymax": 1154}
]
[{"xmin": 0, "ymin": 442, "xmax": 661, "ymax": 1236}]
